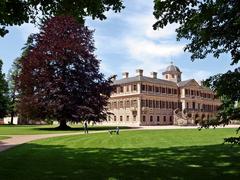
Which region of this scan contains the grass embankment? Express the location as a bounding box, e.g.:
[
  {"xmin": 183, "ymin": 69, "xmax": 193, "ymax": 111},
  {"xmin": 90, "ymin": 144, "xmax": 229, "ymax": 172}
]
[{"xmin": 0, "ymin": 128, "xmax": 239, "ymax": 179}]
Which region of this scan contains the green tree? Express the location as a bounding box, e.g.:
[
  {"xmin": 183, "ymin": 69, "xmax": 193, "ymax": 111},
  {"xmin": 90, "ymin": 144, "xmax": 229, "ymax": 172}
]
[
  {"xmin": 202, "ymin": 68, "xmax": 240, "ymax": 144},
  {"xmin": 17, "ymin": 16, "xmax": 114, "ymax": 129},
  {"xmin": 0, "ymin": 59, "xmax": 9, "ymax": 119},
  {"xmin": 153, "ymin": 0, "xmax": 240, "ymax": 64},
  {"xmin": 0, "ymin": 0, "xmax": 124, "ymax": 37},
  {"xmin": 7, "ymin": 58, "xmax": 21, "ymax": 124},
  {"xmin": 153, "ymin": 0, "xmax": 240, "ymax": 143}
]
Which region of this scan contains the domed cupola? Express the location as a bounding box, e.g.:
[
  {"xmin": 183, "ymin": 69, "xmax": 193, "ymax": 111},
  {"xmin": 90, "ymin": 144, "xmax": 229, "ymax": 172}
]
[{"xmin": 162, "ymin": 62, "xmax": 182, "ymax": 83}]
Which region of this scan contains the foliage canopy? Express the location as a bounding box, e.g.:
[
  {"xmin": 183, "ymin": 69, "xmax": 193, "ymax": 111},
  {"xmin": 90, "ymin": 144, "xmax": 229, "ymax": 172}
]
[
  {"xmin": 153, "ymin": 0, "xmax": 240, "ymax": 64},
  {"xmin": 0, "ymin": 0, "xmax": 124, "ymax": 37}
]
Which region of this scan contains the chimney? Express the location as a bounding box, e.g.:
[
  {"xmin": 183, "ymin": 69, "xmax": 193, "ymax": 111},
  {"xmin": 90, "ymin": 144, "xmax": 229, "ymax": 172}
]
[
  {"xmin": 151, "ymin": 72, "xmax": 157, "ymax": 79},
  {"xmin": 122, "ymin": 72, "xmax": 129, "ymax": 78},
  {"xmin": 136, "ymin": 69, "xmax": 143, "ymax": 76}
]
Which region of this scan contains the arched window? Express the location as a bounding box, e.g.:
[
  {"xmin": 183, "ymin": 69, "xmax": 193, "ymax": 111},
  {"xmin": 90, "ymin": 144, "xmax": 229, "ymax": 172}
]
[
  {"xmin": 150, "ymin": 116, "xmax": 153, "ymax": 122},
  {"xmin": 143, "ymin": 116, "xmax": 146, "ymax": 122}
]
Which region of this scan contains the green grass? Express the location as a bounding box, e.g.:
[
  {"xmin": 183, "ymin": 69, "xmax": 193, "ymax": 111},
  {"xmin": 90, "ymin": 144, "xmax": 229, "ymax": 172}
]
[
  {"xmin": 0, "ymin": 128, "xmax": 239, "ymax": 179},
  {"xmin": 0, "ymin": 136, "xmax": 8, "ymax": 140},
  {"xmin": 0, "ymin": 125, "xmax": 132, "ymax": 135}
]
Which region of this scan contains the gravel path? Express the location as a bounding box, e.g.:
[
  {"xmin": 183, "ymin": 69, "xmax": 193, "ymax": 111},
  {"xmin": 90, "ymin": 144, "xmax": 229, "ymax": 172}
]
[{"xmin": 0, "ymin": 125, "xmax": 238, "ymax": 152}]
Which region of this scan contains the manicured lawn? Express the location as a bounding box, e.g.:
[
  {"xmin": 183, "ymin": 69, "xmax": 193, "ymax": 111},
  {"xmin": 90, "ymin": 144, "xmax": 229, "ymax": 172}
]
[
  {"xmin": 0, "ymin": 125, "xmax": 131, "ymax": 135},
  {"xmin": 0, "ymin": 128, "xmax": 239, "ymax": 179}
]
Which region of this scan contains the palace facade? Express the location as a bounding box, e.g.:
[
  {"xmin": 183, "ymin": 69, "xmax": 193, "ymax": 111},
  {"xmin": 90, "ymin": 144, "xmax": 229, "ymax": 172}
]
[{"xmin": 105, "ymin": 64, "xmax": 221, "ymax": 126}]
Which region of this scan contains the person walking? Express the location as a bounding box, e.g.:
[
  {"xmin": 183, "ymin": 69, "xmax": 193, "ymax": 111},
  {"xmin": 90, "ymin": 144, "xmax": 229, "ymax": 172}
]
[{"xmin": 84, "ymin": 120, "xmax": 88, "ymax": 134}]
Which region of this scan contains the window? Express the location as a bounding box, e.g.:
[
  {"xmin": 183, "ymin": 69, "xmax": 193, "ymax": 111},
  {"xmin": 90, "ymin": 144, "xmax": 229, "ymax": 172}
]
[
  {"xmin": 141, "ymin": 84, "xmax": 146, "ymax": 91},
  {"xmin": 108, "ymin": 116, "xmax": 111, "ymax": 121},
  {"xmin": 150, "ymin": 116, "xmax": 153, "ymax": 122},
  {"xmin": 125, "ymin": 100, "xmax": 130, "ymax": 108},
  {"xmin": 113, "ymin": 102, "xmax": 117, "ymax": 109},
  {"xmin": 162, "ymin": 88, "xmax": 166, "ymax": 93},
  {"xmin": 162, "ymin": 101, "xmax": 165, "ymax": 108},
  {"xmin": 168, "ymin": 88, "xmax": 171, "ymax": 94},
  {"xmin": 143, "ymin": 116, "xmax": 146, "ymax": 122},
  {"xmin": 166, "ymin": 75, "xmax": 168, "ymax": 79},
  {"xmin": 156, "ymin": 101, "xmax": 159, "ymax": 108},
  {"xmin": 149, "ymin": 100, "xmax": 153, "ymax": 108},
  {"xmin": 114, "ymin": 116, "xmax": 116, "ymax": 121},
  {"xmin": 174, "ymin": 89, "xmax": 177, "ymax": 94},
  {"xmin": 148, "ymin": 85, "xmax": 152, "ymax": 91},
  {"xmin": 170, "ymin": 116, "xmax": 173, "ymax": 123},
  {"xmin": 153, "ymin": 100, "xmax": 156, "ymax": 108},
  {"xmin": 157, "ymin": 116, "xmax": 160, "ymax": 122},
  {"xmin": 133, "ymin": 84, "xmax": 137, "ymax": 91},
  {"xmin": 172, "ymin": 74, "xmax": 174, "ymax": 78},
  {"xmin": 192, "ymin": 102, "xmax": 196, "ymax": 109},
  {"xmin": 126, "ymin": 116, "xmax": 129, "ymax": 121},
  {"xmin": 120, "ymin": 86, "xmax": 124, "ymax": 93},
  {"xmin": 155, "ymin": 87, "xmax": 159, "ymax": 93},
  {"xmin": 126, "ymin": 85, "xmax": 129, "ymax": 92},
  {"xmin": 141, "ymin": 100, "xmax": 146, "ymax": 107},
  {"xmin": 163, "ymin": 116, "xmax": 166, "ymax": 122},
  {"xmin": 119, "ymin": 101, "xmax": 123, "ymax": 108},
  {"xmin": 120, "ymin": 116, "xmax": 123, "ymax": 121}
]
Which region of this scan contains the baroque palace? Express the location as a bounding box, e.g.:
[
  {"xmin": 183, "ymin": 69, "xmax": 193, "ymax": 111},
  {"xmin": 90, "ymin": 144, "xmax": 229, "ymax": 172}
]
[{"xmin": 105, "ymin": 63, "xmax": 221, "ymax": 126}]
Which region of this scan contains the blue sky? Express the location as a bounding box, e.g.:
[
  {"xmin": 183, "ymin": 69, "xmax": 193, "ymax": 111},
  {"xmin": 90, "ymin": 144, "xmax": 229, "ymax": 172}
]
[{"xmin": 0, "ymin": 0, "xmax": 237, "ymax": 81}]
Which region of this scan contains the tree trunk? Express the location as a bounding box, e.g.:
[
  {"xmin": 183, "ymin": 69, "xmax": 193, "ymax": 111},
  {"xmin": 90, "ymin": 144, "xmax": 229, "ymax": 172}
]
[{"xmin": 57, "ymin": 119, "xmax": 71, "ymax": 130}]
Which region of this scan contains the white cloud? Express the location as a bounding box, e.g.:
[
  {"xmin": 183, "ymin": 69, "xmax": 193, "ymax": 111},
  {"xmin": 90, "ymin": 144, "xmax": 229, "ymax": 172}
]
[
  {"xmin": 119, "ymin": 37, "xmax": 184, "ymax": 77},
  {"xmin": 87, "ymin": 0, "xmax": 185, "ymax": 77},
  {"xmin": 125, "ymin": 14, "xmax": 178, "ymax": 40},
  {"xmin": 182, "ymin": 70, "xmax": 211, "ymax": 81},
  {"xmin": 124, "ymin": 37, "xmax": 184, "ymax": 59}
]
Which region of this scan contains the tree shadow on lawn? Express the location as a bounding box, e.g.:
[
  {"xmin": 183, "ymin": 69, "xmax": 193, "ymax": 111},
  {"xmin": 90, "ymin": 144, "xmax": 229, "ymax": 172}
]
[
  {"xmin": 37, "ymin": 126, "xmax": 138, "ymax": 132},
  {"xmin": 0, "ymin": 144, "xmax": 239, "ymax": 180}
]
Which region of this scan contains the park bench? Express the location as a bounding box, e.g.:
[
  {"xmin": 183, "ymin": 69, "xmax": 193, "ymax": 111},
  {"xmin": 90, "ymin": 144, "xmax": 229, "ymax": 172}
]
[{"xmin": 108, "ymin": 127, "xmax": 119, "ymax": 135}]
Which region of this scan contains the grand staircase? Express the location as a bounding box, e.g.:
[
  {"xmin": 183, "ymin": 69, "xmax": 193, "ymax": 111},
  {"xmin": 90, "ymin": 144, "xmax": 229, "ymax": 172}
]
[{"xmin": 173, "ymin": 108, "xmax": 195, "ymax": 125}]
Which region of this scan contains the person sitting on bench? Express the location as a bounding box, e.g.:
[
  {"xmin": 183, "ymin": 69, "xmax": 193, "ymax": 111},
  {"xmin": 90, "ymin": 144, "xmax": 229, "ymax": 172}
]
[{"xmin": 109, "ymin": 126, "xmax": 120, "ymax": 135}]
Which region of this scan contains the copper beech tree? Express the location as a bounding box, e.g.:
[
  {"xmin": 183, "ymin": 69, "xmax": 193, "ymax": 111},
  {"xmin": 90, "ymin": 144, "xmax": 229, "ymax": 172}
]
[{"xmin": 17, "ymin": 16, "xmax": 114, "ymax": 129}]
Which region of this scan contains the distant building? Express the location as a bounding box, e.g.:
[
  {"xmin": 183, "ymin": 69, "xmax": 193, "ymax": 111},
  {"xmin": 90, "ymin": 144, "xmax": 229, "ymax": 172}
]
[{"xmin": 105, "ymin": 63, "xmax": 221, "ymax": 126}]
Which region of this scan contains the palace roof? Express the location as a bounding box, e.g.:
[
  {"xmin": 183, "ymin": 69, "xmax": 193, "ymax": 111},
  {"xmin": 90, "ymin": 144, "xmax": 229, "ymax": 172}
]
[{"xmin": 113, "ymin": 76, "xmax": 177, "ymax": 86}]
